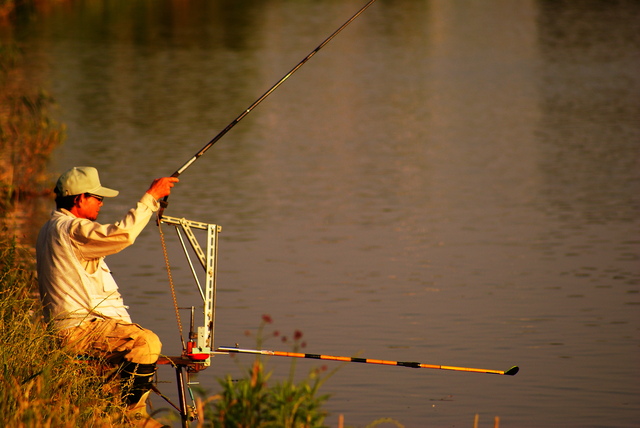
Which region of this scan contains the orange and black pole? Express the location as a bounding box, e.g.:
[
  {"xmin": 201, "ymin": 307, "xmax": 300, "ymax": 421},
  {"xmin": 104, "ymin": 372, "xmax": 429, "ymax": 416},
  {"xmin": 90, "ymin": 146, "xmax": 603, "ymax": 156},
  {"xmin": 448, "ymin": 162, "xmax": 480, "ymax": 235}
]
[{"xmin": 216, "ymin": 346, "xmax": 519, "ymax": 376}]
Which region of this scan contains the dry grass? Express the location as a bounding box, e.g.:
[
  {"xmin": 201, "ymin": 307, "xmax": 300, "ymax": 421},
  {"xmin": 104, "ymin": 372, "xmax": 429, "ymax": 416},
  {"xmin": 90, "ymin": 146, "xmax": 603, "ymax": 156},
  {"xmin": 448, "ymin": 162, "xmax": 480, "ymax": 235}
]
[{"xmin": 0, "ymin": 237, "xmax": 128, "ymax": 427}]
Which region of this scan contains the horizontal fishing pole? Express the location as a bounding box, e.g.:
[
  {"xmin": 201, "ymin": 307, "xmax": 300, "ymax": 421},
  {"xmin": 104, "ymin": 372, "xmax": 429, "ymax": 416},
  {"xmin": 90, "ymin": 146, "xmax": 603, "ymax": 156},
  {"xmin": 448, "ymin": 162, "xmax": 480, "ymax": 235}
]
[
  {"xmin": 216, "ymin": 346, "xmax": 520, "ymax": 376},
  {"xmin": 159, "ymin": 0, "xmax": 378, "ymax": 218}
]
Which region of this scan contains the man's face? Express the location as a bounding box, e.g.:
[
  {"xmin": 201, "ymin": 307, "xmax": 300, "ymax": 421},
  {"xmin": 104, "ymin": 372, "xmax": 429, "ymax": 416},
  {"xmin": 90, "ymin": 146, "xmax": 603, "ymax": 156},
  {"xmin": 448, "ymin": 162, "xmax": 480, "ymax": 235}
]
[{"xmin": 72, "ymin": 194, "xmax": 103, "ymax": 220}]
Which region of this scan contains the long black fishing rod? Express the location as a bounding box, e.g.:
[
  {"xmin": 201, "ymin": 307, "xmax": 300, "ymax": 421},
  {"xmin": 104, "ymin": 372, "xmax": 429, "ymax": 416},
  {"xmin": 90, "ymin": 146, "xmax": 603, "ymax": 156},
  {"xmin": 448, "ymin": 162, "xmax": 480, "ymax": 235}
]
[
  {"xmin": 159, "ymin": 0, "xmax": 378, "ymax": 217},
  {"xmin": 216, "ymin": 346, "xmax": 520, "ymax": 376}
]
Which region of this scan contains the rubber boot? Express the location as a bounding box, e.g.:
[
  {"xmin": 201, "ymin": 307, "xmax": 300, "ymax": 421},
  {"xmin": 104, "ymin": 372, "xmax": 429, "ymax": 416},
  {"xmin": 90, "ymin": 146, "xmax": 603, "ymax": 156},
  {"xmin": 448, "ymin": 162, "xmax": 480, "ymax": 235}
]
[
  {"xmin": 126, "ymin": 390, "xmax": 169, "ymax": 428},
  {"xmin": 120, "ymin": 362, "xmax": 168, "ymax": 427},
  {"xmin": 120, "ymin": 362, "xmax": 156, "ymax": 404}
]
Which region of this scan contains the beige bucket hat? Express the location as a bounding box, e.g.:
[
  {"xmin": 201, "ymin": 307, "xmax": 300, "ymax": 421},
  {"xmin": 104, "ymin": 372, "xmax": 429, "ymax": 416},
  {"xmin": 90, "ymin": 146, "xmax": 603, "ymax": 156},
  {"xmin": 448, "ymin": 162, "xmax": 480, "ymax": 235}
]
[{"xmin": 55, "ymin": 166, "xmax": 119, "ymax": 197}]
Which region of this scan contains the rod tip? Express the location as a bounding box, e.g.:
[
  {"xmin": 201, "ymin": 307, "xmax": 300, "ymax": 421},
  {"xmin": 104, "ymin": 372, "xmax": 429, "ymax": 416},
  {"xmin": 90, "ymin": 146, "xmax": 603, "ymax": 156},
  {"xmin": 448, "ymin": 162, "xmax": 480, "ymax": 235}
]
[{"xmin": 504, "ymin": 366, "xmax": 519, "ymax": 376}]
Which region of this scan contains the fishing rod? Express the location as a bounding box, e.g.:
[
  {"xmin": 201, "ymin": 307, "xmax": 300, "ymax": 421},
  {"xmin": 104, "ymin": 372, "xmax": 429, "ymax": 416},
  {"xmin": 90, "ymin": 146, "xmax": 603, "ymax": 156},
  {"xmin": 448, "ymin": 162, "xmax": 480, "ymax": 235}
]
[
  {"xmin": 216, "ymin": 346, "xmax": 520, "ymax": 376},
  {"xmin": 159, "ymin": 0, "xmax": 378, "ymax": 218}
]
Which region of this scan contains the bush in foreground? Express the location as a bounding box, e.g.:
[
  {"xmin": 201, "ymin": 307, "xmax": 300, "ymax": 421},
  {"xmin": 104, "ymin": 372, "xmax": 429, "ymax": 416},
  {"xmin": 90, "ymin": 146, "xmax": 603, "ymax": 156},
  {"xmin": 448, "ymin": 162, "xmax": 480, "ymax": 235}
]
[{"xmin": 194, "ymin": 316, "xmax": 333, "ymax": 428}]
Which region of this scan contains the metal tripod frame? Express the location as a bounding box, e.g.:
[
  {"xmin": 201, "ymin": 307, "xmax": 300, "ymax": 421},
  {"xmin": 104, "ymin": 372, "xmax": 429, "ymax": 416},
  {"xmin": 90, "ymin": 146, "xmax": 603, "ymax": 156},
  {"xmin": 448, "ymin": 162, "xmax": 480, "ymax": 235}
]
[{"xmin": 156, "ymin": 215, "xmax": 221, "ymax": 427}]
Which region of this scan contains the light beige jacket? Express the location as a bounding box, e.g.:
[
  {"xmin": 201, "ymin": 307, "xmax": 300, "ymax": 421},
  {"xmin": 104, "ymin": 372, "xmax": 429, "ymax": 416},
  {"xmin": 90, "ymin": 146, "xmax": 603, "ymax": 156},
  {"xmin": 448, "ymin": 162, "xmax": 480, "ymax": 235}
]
[{"xmin": 36, "ymin": 193, "xmax": 158, "ymax": 329}]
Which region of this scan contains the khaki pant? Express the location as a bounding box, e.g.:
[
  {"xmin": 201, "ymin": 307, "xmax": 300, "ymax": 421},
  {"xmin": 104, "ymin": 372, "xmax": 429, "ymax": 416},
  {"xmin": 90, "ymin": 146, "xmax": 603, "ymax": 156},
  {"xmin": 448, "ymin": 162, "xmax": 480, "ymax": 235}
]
[{"xmin": 59, "ymin": 318, "xmax": 162, "ymax": 365}]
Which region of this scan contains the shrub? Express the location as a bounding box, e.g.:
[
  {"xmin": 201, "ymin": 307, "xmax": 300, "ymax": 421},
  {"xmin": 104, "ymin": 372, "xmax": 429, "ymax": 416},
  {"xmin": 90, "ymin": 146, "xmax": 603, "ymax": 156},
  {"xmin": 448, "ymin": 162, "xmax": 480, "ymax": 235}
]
[{"xmin": 196, "ymin": 316, "xmax": 332, "ymax": 428}]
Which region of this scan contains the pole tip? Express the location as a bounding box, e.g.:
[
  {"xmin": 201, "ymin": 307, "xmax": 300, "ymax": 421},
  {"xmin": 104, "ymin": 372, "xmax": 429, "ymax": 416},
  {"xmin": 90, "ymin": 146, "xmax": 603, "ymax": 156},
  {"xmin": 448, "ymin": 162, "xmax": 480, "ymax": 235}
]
[{"xmin": 504, "ymin": 366, "xmax": 519, "ymax": 376}]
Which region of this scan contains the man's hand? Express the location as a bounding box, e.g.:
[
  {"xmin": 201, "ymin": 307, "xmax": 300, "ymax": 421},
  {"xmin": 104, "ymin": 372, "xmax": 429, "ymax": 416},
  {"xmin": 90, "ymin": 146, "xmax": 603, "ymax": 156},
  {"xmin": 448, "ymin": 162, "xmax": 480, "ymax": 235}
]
[{"xmin": 146, "ymin": 177, "xmax": 179, "ymax": 200}]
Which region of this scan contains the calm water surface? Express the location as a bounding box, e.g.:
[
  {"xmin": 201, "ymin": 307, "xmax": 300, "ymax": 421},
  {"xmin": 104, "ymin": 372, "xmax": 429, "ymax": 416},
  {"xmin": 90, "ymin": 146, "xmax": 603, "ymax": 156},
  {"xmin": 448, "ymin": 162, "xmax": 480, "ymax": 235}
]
[{"xmin": 12, "ymin": 0, "xmax": 640, "ymax": 426}]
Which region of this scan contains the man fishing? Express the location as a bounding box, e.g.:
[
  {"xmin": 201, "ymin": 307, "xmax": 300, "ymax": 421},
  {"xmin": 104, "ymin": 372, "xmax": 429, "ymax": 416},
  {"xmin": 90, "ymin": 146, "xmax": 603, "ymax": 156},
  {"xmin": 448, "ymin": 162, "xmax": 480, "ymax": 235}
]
[{"xmin": 36, "ymin": 166, "xmax": 178, "ymax": 427}]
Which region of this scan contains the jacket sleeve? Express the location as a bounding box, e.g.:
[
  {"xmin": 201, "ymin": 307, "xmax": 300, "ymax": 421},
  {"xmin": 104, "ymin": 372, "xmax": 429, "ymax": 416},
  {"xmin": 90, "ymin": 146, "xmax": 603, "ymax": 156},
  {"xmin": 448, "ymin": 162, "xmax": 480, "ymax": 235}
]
[{"xmin": 69, "ymin": 193, "xmax": 159, "ymax": 260}]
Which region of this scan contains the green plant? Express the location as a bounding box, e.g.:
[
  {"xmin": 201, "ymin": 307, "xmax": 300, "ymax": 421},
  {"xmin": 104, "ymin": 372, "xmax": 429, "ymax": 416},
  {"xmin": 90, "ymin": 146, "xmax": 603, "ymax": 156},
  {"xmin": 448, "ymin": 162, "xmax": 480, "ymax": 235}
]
[{"xmin": 197, "ymin": 315, "xmax": 333, "ymax": 428}]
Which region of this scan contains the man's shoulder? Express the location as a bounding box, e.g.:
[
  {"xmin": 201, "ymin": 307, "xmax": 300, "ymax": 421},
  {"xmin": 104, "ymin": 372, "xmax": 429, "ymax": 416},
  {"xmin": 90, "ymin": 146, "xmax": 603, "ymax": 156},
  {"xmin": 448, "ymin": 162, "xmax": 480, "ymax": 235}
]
[
  {"xmin": 47, "ymin": 209, "xmax": 86, "ymax": 230},
  {"xmin": 56, "ymin": 208, "xmax": 75, "ymax": 218}
]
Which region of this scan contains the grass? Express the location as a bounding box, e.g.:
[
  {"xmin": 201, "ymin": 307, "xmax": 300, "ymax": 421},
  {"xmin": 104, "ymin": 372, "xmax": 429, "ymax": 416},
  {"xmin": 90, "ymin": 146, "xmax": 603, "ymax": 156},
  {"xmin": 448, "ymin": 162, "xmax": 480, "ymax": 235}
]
[{"xmin": 0, "ymin": 237, "xmax": 128, "ymax": 427}]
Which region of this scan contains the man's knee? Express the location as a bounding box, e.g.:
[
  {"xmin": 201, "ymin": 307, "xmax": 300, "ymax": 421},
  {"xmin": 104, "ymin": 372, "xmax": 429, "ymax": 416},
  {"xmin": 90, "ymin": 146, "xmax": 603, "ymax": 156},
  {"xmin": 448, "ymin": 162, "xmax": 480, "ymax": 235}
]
[
  {"xmin": 129, "ymin": 328, "xmax": 162, "ymax": 364},
  {"xmin": 144, "ymin": 329, "xmax": 162, "ymax": 356}
]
